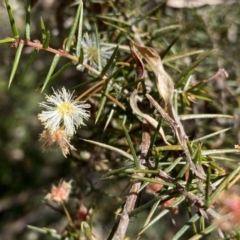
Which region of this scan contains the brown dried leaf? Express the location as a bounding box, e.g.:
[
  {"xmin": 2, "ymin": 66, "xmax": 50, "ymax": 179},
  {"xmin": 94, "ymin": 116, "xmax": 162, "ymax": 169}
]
[
  {"xmin": 131, "ymin": 42, "xmax": 206, "ymax": 179},
  {"xmin": 130, "ymin": 89, "xmax": 171, "ymax": 146},
  {"xmin": 133, "ymin": 42, "xmax": 174, "ymax": 108},
  {"xmin": 129, "ymin": 41, "xmax": 145, "ymax": 80}
]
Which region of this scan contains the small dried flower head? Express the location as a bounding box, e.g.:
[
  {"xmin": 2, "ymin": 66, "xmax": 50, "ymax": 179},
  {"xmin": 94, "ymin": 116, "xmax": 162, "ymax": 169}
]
[
  {"xmin": 161, "ymin": 198, "xmax": 178, "ymax": 215},
  {"xmin": 38, "ymin": 87, "xmax": 91, "ymax": 136},
  {"xmin": 75, "ymin": 204, "xmax": 90, "ymax": 222},
  {"xmin": 45, "ymin": 180, "xmax": 72, "ymax": 204},
  {"xmin": 215, "ymin": 192, "xmax": 240, "ymax": 232},
  {"xmin": 146, "ymin": 177, "xmax": 163, "ymax": 195},
  {"xmin": 77, "ymin": 33, "xmax": 113, "ymax": 71},
  {"xmin": 39, "ymin": 128, "xmax": 75, "ymax": 157}
]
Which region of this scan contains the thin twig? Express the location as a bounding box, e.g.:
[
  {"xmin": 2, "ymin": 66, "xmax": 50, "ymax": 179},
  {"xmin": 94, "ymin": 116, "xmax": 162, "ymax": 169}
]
[
  {"xmin": 146, "ymin": 93, "xmax": 206, "ymax": 180},
  {"xmin": 112, "ymin": 114, "xmax": 151, "ymax": 240},
  {"xmin": 112, "ymin": 180, "xmax": 142, "ymax": 240}
]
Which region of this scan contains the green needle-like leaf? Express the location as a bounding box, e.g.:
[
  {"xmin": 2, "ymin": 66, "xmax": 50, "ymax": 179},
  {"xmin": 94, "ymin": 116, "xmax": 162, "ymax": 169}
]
[
  {"xmin": 174, "ymin": 49, "xmax": 215, "ymax": 86},
  {"xmin": 25, "ymin": 0, "xmax": 31, "ymax": 40},
  {"xmin": 153, "ymin": 24, "xmax": 181, "ymax": 36},
  {"xmin": 104, "ymin": 108, "xmax": 115, "ymax": 131},
  {"xmin": 131, "ymin": 176, "xmax": 174, "ymax": 187},
  {"xmin": 202, "ymin": 148, "xmax": 240, "ymax": 156},
  {"xmin": 8, "ymin": 42, "xmax": 24, "ymax": 88},
  {"xmin": 163, "ymin": 50, "xmax": 205, "ymax": 63},
  {"xmin": 64, "ymin": 1, "xmax": 82, "ymax": 52},
  {"xmin": 134, "ymin": 2, "xmax": 165, "ymax": 24},
  {"xmin": 100, "ymin": 45, "xmax": 118, "ymax": 77},
  {"xmin": 41, "ymin": 54, "xmax": 61, "ymax": 92},
  {"xmin": 193, "ymin": 128, "xmax": 231, "ymax": 143},
  {"xmin": 94, "ymin": 25, "xmax": 102, "ymax": 71},
  {"xmin": 18, "ymin": 49, "xmax": 38, "ymax": 83},
  {"xmin": 172, "ymin": 214, "xmax": 200, "ymax": 240},
  {"xmin": 27, "ymin": 225, "xmax": 61, "ymax": 239},
  {"xmin": 0, "ymin": 37, "xmax": 15, "ymax": 44},
  {"xmin": 40, "ymin": 18, "xmax": 46, "ymax": 44},
  {"xmin": 122, "ymin": 124, "xmax": 140, "ymax": 169},
  {"xmin": 40, "ymin": 17, "xmax": 50, "ymax": 49},
  {"xmin": 76, "ymin": 0, "xmax": 83, "ymax": 57},
  {"xmin": 180, "ymin": 114, "xmax": 233, "ymax": 121},
  {"xmin": 188, "ymin": 222, "xmax": 218, "ymax": 240},
  {"xmin": 43, "ymin": 31, "xmax": 50, "ymax": 49},
  {"xmin": 209, "ymin": 165, "xmax": 240, "ymax": 204},
  {"xmin": 138, "ymin": 197, "xmax": 185, "ymax": 236},
  {"xmin": 139, "ymin": 199, "xmax": 161, "ymax": 238},
  {"xmin": 81, "ymin": 138, "xmax": 134, "ymax": 161},
  {"xmin": 96, "ymin": 15, "xmax": 131, "ymax": 26},
  {"xmin": 48, "ymin": 62, "xmax": 73, "ymax": 83},
  {"xmin": 95, "ymin": 85, "xmax": 110, "ymax": 123},
  {"xmin": 101, "ymin": 165, "xmax": 135, "ymax": 178},
  {"xmin": 4, "ymin": 0, "xmax": 19, "ymax": 38}
]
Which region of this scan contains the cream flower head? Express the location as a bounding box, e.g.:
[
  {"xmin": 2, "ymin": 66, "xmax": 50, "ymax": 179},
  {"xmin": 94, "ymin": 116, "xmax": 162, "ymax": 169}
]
[
  {"xmin": 38, "ymin": 87, "xmax": 90, "ymax": 136},
  {"xmin": 77, "ymin": 32, "xmax": 113, "ymax": 71}
]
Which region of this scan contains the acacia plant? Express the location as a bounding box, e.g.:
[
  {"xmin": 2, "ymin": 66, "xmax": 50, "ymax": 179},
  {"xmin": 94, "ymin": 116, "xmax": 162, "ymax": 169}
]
[{"xmin": 1, "ymin": 0, "xmax": 240, "ymax": 239}]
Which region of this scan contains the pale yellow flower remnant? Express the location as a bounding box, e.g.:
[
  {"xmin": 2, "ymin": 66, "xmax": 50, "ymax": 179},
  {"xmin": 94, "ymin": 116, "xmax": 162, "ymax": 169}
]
[{"xmin": 39, "ymin": 128, "xmax": 76, "ymax": 157}]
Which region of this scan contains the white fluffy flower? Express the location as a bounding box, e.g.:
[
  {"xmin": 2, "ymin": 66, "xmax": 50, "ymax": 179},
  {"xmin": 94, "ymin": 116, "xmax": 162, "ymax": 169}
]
[
  {"xmin": 77, "ymin": 33, "xmax": 113, "ymax": 71},
  {"xmin": 38, "ymin": 87, "xmax": 90, "ymax": 136}
]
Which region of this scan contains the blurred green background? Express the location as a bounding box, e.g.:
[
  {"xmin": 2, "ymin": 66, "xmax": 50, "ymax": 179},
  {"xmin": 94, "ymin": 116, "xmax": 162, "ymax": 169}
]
[{"xmin": 0, "ymin": 0, "xmax": 240, "ymax": 239}]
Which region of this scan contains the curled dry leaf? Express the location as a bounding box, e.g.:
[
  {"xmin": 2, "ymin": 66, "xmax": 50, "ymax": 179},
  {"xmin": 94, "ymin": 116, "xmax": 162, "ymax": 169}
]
[
  {"xmin": 129, "ymin": 40, "xmax": 145, "ymax": 80},
  {"xmin": 133, "ymin": 42, "xmax": 174, "ymax": 109},
  {"xmin": 131, "ymin": 41, "xmax": 206, "ymax": 180},
  {"xmin": 130, "ymin": 89, "xmax": 171, "ymax": 146}
]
